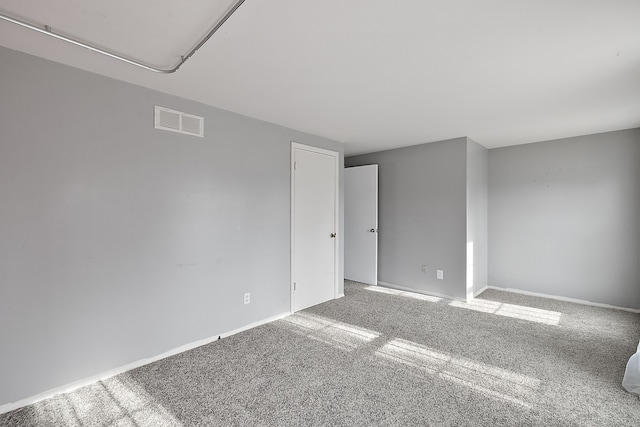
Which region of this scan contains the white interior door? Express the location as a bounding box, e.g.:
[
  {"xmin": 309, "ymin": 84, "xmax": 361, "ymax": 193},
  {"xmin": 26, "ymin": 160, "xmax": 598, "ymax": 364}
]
[
  {"xmin": 292, "ymin": 143, "xmax": 338, "ymax": 312},
  {"xmin": 345, "ymin": 165, "xmax": 378, "ymax": 285}
]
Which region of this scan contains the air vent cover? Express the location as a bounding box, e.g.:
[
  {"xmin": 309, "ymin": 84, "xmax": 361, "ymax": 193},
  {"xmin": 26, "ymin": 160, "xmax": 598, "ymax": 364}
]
[{"xmin": 154, "ymin": 106, "xmax": 204, "ymax": 137}]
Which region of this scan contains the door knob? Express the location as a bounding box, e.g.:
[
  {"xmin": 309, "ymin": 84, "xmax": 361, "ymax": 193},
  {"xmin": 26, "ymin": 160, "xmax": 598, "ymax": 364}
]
[
  {"xmin": 369, "ymin": 229, "xmax": 377, "ymax": 233},
  {"xmin": 330, "ymin": 233, "xmax": 336, "ymax": 238}
]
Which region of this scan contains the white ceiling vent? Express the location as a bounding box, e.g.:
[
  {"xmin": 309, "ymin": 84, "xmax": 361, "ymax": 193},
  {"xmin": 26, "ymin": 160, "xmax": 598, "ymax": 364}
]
[{"xmin": 154, "ymin": 106, "xmax": 204, "ymax": 137}]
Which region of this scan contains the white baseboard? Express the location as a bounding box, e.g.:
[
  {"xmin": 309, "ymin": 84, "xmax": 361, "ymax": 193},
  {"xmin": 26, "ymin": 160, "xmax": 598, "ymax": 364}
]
[
  {"xmin": 377, "ymin": 281, "xmax": 465, "ymax": 302},
  {"xmin": 486, "ymin": 286, "xmax": 640, "ymax": 313},
  {"xmin": 372, "ymin": 281, "xmax": 640, "ymax": 313},
  {"xmin": 0, "ymin": 312, "xmax": 290, "ymax": 415},
  {"xmin": 473, "ymin": 285, "xmax": 489, "ymax": 298}
]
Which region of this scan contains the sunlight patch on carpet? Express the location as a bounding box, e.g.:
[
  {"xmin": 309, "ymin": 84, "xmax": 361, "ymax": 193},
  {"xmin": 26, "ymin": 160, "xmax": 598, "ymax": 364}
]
[
  {"xmin": 32, "ymin": 375, "xmax": 182, "ymax": 427},
  {"xmin": 365, "ymin": 286, "xmax": 442, "ymax": 302},
  {"xmin": 375, "ymin": 338, "xmax": 541, "ymax": 408},
  {"xmin": 282, "ymin": 312, "xmax": 380, "ymax": 351},
  {"xmin": 449, "ymin": 299, "xmax": 561, "ymax": 325}
]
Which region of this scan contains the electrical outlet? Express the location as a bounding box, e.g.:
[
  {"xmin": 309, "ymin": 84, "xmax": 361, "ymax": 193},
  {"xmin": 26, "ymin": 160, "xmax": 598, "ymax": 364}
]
[
  {"xmin": 421, "ymin": 264, "xmax": 427, "ymax": 274},
  {"xmin": 244, "ymin": 292, "xmax": 250, "ymax": 304},
  {"xmin": 437, "ymin": 270, "xmax": 444, "ymax": 280}
]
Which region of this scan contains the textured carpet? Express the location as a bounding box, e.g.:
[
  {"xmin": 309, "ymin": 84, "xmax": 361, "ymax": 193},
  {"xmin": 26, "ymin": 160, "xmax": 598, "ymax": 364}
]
[{"xmin": 2, "ymin": 281, "xmax": 639, "ymax": 426}]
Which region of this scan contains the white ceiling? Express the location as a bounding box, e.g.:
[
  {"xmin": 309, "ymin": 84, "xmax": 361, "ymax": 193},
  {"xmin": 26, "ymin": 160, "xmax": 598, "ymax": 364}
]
[{"xmin": 1, "ymin": 0, "xmax": 639, "ymax": 155}]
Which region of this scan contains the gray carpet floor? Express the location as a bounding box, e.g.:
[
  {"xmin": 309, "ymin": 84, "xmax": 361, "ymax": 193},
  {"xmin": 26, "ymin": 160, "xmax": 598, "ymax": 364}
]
[{"xmin": 2, "ymin": 280, "xmax": 639, "ymax": 426}]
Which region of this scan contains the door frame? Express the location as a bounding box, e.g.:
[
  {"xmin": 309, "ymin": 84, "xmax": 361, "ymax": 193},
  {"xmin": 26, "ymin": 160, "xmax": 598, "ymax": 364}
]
[{"xmin": 291, "ymin": 142, "xmax": 340, "ymax": 313}]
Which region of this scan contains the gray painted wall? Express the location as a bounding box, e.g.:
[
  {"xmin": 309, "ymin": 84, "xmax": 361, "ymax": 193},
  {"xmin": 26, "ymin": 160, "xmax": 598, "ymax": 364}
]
[
  {"xmin": 489, "ymin": 129, "xmax": 640, "ymax": 309},
  {"xmin": 466, "ymin": 139, "xmax": 488, "ymax": 298},
  {"xmin": 0, "ymin": 47, "xmax": 344, "ymax": 406},
  {"xmin": 346, "ymin": 138, "xmax": 468, "ymax": 299}
]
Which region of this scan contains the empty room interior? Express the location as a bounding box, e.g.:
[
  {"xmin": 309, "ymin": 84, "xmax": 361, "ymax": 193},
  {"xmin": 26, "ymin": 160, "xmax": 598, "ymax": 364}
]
[{"xmin": 1, "ymin": 1, "xmax": 639, "ymax": 426}]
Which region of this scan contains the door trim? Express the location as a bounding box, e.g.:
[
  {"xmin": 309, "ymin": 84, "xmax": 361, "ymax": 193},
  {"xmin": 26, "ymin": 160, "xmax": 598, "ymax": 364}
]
[{"xmin": 291, "ymin": 142, "xmax": 340, "ymax": 313}]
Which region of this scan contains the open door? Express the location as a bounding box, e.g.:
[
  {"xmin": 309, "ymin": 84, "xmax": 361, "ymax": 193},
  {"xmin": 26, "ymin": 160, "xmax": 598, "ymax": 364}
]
[{"xmin": 345, "ymin": 165, "xmax": 378, "ymax": 285}]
